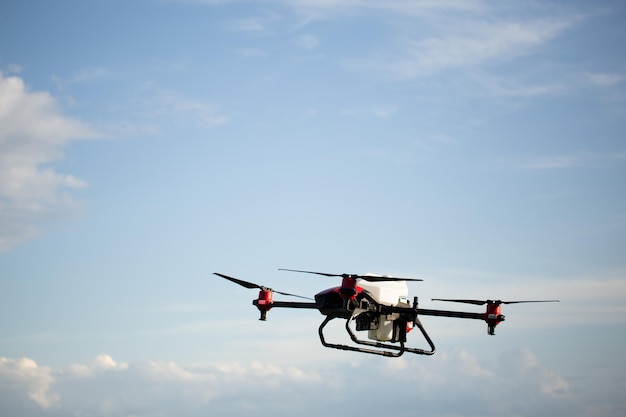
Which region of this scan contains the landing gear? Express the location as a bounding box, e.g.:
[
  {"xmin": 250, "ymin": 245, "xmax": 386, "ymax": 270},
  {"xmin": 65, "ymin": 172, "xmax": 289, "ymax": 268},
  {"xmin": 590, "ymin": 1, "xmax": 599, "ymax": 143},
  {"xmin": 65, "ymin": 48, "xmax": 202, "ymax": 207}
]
[{"xmin": 316, "ymin": 296, "xmax": 436, "ymax": 357}]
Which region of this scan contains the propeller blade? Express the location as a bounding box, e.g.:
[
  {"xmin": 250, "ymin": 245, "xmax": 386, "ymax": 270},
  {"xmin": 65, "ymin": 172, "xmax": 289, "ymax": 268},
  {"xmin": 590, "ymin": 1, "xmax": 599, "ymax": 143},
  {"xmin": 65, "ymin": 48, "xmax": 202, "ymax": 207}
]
[
  {"xmin": 272, "ymin": 290, "xmax": 314, "ymax": 300},
  {"xmin": 278, "ymin": 268, "xmax": 342, "ymax": 277},
  {"xmin": 214, "ymin": 272, "xmax": 262, "ymax": 289},
  {"xmin": 361, "ymin": 273, "xmax": 423, "ymax": 282},
  {"xmin": 431, "ymin": 298, "xmax": 488, "ymax": 305},
  {"xmin": 432, "ymin": 298, "xmax": 560, "ymax": 305},
  {"xmin": 279, "ymin": 268, "xmax": 423, "ymax": 282},
  {"xmin": 501, "ymin": 300, "xmax": 560, "ymax": 304},
  {"xmin": 213, "ymin": 273, "xmax": 313, "ymax": 300}
]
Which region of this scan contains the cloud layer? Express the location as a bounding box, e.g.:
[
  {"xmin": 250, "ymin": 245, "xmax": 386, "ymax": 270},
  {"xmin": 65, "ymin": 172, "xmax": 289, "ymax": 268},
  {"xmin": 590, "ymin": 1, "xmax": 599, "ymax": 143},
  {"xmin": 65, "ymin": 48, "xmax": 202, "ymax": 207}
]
[
  {"xmin": 0, "ymin": 73, "xmax": 97, "ymax": 252},
  {"xmin": 1, "ymin": 348, "xmax": 623, "ymax": 417}
]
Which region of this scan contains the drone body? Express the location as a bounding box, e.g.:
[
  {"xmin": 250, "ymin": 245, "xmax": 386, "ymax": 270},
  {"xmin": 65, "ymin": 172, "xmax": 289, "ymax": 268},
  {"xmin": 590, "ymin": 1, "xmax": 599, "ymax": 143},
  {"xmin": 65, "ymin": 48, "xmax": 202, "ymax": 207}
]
[{"xmin": 214, "ymin": 270, "xmax": 558, "ymax": 357}]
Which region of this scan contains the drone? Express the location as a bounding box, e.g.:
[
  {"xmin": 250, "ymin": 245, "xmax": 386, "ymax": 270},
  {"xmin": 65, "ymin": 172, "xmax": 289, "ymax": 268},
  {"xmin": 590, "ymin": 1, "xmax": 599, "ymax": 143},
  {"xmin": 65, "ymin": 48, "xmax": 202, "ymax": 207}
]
[{"xmin": 214, "ymin": 269, "xmax": 559, "ymax": 358}]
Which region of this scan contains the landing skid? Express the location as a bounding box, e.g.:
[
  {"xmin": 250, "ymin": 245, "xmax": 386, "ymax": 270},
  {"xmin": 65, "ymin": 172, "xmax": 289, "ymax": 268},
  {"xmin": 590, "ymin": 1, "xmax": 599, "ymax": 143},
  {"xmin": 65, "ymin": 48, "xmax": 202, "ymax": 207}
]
[{"xmin": 318, "ymin": 315, "xmax": 436, "ymax": 357}]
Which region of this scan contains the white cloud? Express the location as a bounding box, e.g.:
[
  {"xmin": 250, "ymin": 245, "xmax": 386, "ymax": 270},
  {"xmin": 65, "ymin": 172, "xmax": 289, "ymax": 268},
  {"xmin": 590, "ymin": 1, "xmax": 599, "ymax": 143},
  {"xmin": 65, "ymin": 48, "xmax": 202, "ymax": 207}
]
[
  {"xmin": 228, "ymin": 17, "xmax": 268, "ymax": 32},
  {"xmin": 373, "ymin": 105, "xmax": 397, "ymax": 118},
  {"xmin": 4, "ymin": 63, "xmax": 24, "ymax": 74},
  {"xmin": 147, "ymin": 90, "xmax": 229, "ymax": 127},
  {"xmin": 226, "ymin": 11, "xmax": 283, "ymax": 33},
  {"xmin": 275, "ymin": 0, "xmax": 484, "ymax": 21},
  {"xmin": 585, "ymin": 72, "xmax": 625, "ymax": 87},
  {"xmin": 2, "ymin": 349, "xmax": 621, "ymax": 417},
  {"xmin": 0, "ymin": 73, "xmax": 99, "ymax": 252},
  {"xmin": 521, "ymin": 151, "xmax": 626, "ymax": 170},
  {"xmin": 0, "ymin": 357, "xmax": 58, "ymax": 412},
  {"xmin": 472, "ymin": 71, "xmax": 567, "ymax": 98},
  {"xmin": 52, "ymin": 66, "xmax": 111, "ymax": 89},
  {"xmin": 384, "ymin": 19, "xmax": 573, "ymax": 78},
  {"xmin": 296, "ymin": 34, "xmax": 320, "ymax": 50},
  {"xmin": 1, "ymin": 354, "xmax": 325, "ymax": 417},
  {"xmin": 337, "ymin": 105, "xmax": 397, "ymax": 119},
  {"xmin": 237, "ymin": 48, "xmax": 268, "ymax": 58}
]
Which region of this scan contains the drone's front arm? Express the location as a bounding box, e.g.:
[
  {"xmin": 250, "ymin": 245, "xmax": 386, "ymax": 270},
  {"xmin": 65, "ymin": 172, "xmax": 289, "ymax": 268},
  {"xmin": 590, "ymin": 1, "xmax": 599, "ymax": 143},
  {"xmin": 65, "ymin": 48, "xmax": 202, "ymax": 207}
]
[
  {"xmin": 252, "ymin": 297, "xmax": 319, "ymax": 320},
  {"xmin": 416, "ymin": 307, "xmax": 505, "ymax": 335}
]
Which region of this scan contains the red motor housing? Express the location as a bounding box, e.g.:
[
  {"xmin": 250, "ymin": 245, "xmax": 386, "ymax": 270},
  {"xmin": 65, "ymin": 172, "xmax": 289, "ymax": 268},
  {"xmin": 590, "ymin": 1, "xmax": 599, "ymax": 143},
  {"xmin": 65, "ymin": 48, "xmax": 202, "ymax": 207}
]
[
  {"xmin": 484, "ymin": 302, "xmax": 505, "ymax": 335},
  {"xmin": 339, "ymin": 277, "xmax": 358, "ymax": 299},
  {"xmin": 254, "ymin": 289, "xmax": 273, "ymax": 321}
]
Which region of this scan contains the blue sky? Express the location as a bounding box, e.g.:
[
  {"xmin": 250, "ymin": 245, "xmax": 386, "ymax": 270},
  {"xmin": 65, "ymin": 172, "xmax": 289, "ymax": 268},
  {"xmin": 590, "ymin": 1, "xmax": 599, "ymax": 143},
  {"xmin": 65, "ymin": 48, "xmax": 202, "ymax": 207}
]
[{"xmin": 0, "ymin": 0, "xmax": 625, "ymax": 416}]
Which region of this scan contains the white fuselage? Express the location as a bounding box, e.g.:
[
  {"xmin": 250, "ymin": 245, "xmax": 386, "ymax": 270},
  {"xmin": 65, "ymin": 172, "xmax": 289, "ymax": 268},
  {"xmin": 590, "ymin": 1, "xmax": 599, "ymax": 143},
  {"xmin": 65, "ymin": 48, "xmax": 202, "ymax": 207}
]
[{"xmin": 356, "ymin": 279, "xmax": 410, "ymax": 341}]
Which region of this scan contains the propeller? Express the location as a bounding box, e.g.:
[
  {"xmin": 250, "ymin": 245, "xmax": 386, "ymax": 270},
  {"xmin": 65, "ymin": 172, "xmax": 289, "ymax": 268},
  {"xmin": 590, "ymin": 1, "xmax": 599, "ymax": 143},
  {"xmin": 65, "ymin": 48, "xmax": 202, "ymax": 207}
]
[
  {"xmin": 431, "ymin": 298, "xmax": 559, "ymax": 305},
  {"xmin": 278, "ymin": 268, "xmax": 423, "ymax": 282},
  {"xmin": 213, "ymin": 273, "xmax": 313, "ymax": 300}
]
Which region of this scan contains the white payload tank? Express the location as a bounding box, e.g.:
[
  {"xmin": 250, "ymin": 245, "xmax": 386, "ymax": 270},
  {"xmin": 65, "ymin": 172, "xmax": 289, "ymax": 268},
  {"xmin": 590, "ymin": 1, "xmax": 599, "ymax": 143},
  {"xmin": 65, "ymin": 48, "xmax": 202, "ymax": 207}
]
[{"xmin": 358, "ymin": 278, "xmax": 409, "ymax": 341}]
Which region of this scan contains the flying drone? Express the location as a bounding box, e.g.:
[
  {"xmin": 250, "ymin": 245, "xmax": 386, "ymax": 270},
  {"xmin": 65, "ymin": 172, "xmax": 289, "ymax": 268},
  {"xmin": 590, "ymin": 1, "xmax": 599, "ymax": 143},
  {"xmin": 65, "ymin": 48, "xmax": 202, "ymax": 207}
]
[{"xmin": 214, "ymin": 269, "xmax": 559, "ymax": 358}]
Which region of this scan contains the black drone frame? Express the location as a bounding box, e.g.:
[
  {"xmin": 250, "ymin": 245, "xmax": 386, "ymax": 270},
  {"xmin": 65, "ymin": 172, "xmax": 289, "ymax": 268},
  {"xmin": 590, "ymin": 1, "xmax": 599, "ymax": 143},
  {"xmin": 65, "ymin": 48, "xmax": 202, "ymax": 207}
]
[
  {"xmin": 252, "ymin": 292, "xmax": 494, "ymax": 358},
  {"xmin": 215, "ymin": 272, "xmax": 556, "ymax": 358}
]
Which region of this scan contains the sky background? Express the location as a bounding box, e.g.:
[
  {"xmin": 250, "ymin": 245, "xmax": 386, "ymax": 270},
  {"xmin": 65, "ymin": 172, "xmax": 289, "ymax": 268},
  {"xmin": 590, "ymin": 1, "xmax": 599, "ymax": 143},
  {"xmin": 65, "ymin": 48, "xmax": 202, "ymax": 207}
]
[{"xmin": 1, "ymin": 0, "xmax": 625, "ymax": 416}]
